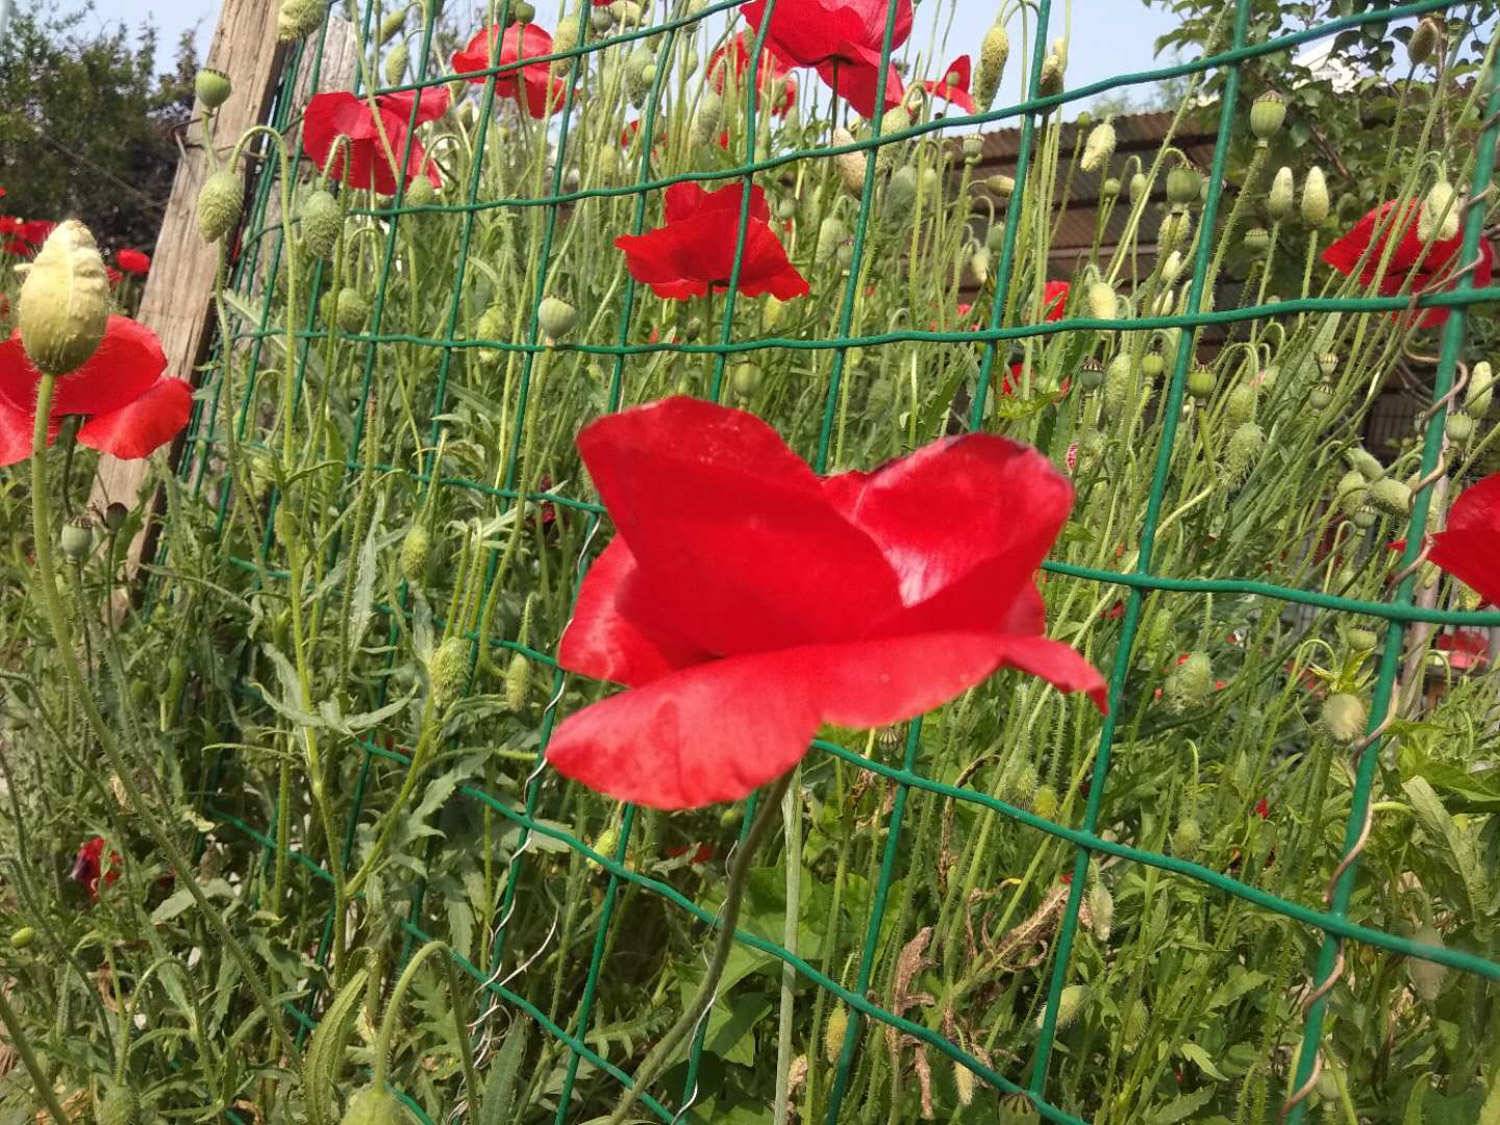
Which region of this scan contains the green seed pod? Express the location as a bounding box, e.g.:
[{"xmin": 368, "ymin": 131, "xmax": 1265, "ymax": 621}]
[
  {"xmin": 1300, "ymin": 166, "xmax": 1329, "ymax": 226},
  {"xmin": 1309, "ymin": 383, "xmax": 1335, "ymax": 411},
  {"xmin": 1141, "ymin": 351, "xmax": 1164, "ymax": 379},
  {"xmin": 984, "ymin": 173, "xmax": 1015, "ymax": 198},
  {"xmin": 399, "ymin": 525, "xmax": 431, "ymax": 585},
  {"xmin": 999, "ymin": 1093, "xmax": 1041, "ymax": 1124},
  {"xmin": 1225, "ymin": 383, "xmax": 1258, "ymax": 426},
  {"xmin": 512, "ymin": 0, "xmax": 537, "ymax": 22},
  {"xmin": 1165, "ymin": 652, "xmax": 1213, "ymax": 712},
  {"xmin": 816, "ymin": 216, "xmax": 847, "ymax": 263},
  {"xmin": 384, "ymin": 41, "xmax": 409, "ymax": 86},
  {"xmin": 1353, "ymin": 504, "xmax": 1378, "ymax": 530},
  {"xmin": 504, "ymin": 651, "xmax": 532, "ymax": 711},
  {"xmin": 198, "ymin": 171, "xmax": 244, "ymax": 244},
  {"xmin": 1370, "ymin": 476, "xmax": 1412, "ymax": 516},
  {"xmin": 1086, "ymin": 280, "xmax": 1117, "ymax": 320},
  {"xmin": 17, "ymin": 220, "xmax": 110, "ymax": 377},
  {"xmin": 1166, "ymin": 164, "xmax": 1200, "ymax": 206},
  {"xmin": 1186, "ymin": 364, "xmax": 1215, "ymax": 400},
  {"xmin": 340, "ymin": 1086, "xmax": 405, "ymax": 1125},
  {"xmin": 1077, "ymin": 356, "xmax": 1106, "ymax": 391},
  {"xmin": 9, "ymin": 927, "xmax": 35, "ymax": 949},
  {"xmin": 823, "ymin": 1006, "xmax": 849, "ymax": 1063},
  {"xmin": 1080, "ymin": 120, "xmax": 1117, "ymax": 174},
  {"xmin": 1243, "ymin": 225, "xmax": 1270, "ymax": 254},
  {"xmin": 1419, "ymin": 179, "xmax": 1459, "ymax": 244},
  {"xmin": 60, "ymin": 517, "xmax": 93, "ymax": 561},
  {"xmin": 1446, "ymin": 410, "xmax": 1475, "ymax": 446},
  {"xmin": 1267, "ymin": 166, "xmax": 1295, "ymax": 221},
  {"xmin": 831, "ymin": 128, "xmax": 867, "ymax": 198},
  {"xmin": 301, "ymin": 190, "xmax": 342, "ymax": 260},
  {"xmin": 1321, "ymin": 692, "xmax": 1368, "ymax": 743},
  {"xmin": 1172, "ymin": 817, "xmax": 1203, "ymax": 858},
  {"xmin": 1345, "ymin": 445, "xmax": 1385, "ymax": 482},
  {"xmin": 731, "ymin": 362, "xmax": 762, "ymax": 398},
  {"xmin": 1407, "ymin": 925, "xmax": 1447, "ymax": 1001},
  {"xmin": 1225, "ymin": 421, "xmax": 1265, "ymax": 480},
  {"xmin": 99, "ymin": 1086, "xmax": 139, "ymax": 1125},
  {"xmin": 1345, "ymin": 626, "xmax": 1379, "ymax": 653},
  {"xmin": 278, "ymin": 0, "xmax": 326, "ymax": 41},
  {"xmin": 195, "ymin": 67, "xmax": 233, "ymax": 109},
  {"xmin": 1407, "ymin": 17, "xmax": 1441, "ymax": 66},
  {"xmin": 427, "ymin": 636, "xmax": 470, "ymax": 710},
  {"xmin": 334, "ymin": 288, "xmax": 370, "ymax": 333},
  {"xmin": 973, "ymin": 22, "xmax": 1010, "ymax": 110},
  {"xmin": 961, "ymin": 134, "xmax": 984, "ymax": 161},
  {"xmin": 1100, "ymin": 176, "xmax": 1121, "ymax": 199},
  {"xmin": 537, "ymin": 295, "xmax": 577, "ymax": 340},
  {"xmin": 1128, "ymin": 172, "xmax": 1149, "ymax": 202},
  {"xmin": 1466, "ymin": 360, "xmax": 1494, "ymax": 415},
  {"xmin": 1249, "ymin": 90, "xmax": 1286, "ymax": 142},
  {"xmin": 1031, "ymin": 784, "xmax": 1060, "ymax": 821}
]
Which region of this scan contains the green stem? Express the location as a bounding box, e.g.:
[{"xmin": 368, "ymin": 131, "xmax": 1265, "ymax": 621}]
[
  {"xmin": 607, "ymin": 770, "xmax": 796, "ymax": 1125},
  {"xmin": 0, "ymin": 986, "xmax": 70, "ymax": 1124},
  {"xmin": 27, "ymin": 373, "xmax": 298, "ymax": 1065}
]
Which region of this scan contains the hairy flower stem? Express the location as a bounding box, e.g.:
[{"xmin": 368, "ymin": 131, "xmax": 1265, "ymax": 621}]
[
  {"xmin": 607, "ymin": 770, "xmax": 796, "ymax": 1125},
  {"xmin": 28, "ymin": 374, "xmax": 298, "ymax": 1065},
  {"xmin": 0, "ymin": 986, "xmax": 70, "ymax": 1124}
]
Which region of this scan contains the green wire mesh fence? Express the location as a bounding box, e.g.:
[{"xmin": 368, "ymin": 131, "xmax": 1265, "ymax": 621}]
[{"xmin": 162, "ymin": 0, "xmax": 1500, "ymax": 1120}]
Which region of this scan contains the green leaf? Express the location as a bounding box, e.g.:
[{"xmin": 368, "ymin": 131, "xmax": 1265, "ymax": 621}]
[
  {"xmin": 304, "ymin": 967, "xmax": 370, "ymax": 1125},
  {"xmin": 1149, "ymin": 1086, "xmax": 1217, "ymax": 1124},
  {"xmin": 1180, "ymin": 1041, "xmax": 1229, "ymax": 1081},
  {"xmin": 347, "ymin": 494, "xmax": 385, "ymax": 656},
  {"xmin": 477, "ymin": 1017, "xmax": 529, "ymax": 1125},
  {"xmin": 150, "ymin": 888, "xmax": 195, "ymax": 926},
  {"xmin": 1404, "ymin": 777, "xmax": 1489, "ymax": 933}
]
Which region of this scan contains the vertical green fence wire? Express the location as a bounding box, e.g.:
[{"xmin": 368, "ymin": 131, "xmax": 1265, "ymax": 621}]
[{"xmin": 172, "ymin": 0, "xmax": 1500, "ymax": 1122}]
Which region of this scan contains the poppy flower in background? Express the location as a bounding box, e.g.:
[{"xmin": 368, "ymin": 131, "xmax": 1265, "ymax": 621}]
[
  {"xmin": 1322, "ymin": 201, "xmax": 1494, "ymax": 328},
  {"xmin": 1042, "ymin": 280, "xmax": 1070, "ymax": 322},
  {"xmin": 707, "ymin": 31, "xmax": 799, "ymax": 116},
  {"xmin": 21, "ymin": 220, "xmax": 56, "ymax": 246},
  {"xmin": 1253, "ymin": 798, "xmax": 1270, "ymax": 819},
  {"xmin": 115, "ymin": 248, "xmax": 151, "ymax": 276},
  {"xmin": 923, "ymin": 55, "xmax": 975, "ymax": 114},
  {"xmin": 0, "ymin": 316, "xmax": 192, "ymax": 466},
  {"xmin": 303, "ymin": 88, "xmax": 450, "ymax": 195},
  {"xmin": 1435, "ymin": 629, "xmax": 1490, "ymax": 671},
  {"xmin": 453, "ymin": 23, "xmax": 568, "ymax": 118},
  {"xmin": 740, "ymin": 0, "xmax": 911, "ymax": 119},
  {"xmin": 614, "ymin": 182, "xmax": 809, "ymax": 300},
  {"xmin": 71, "ymin": 837, "xmax": 122, "ymax": 900},
  {"xmin": 106, "ymin": 266, "xmax": 124, "ymax": 287},
  {"xmin": 1428, "ymin": 472, "xmax": 1500, "ymax": 605},
  {"xmin": 546, "ymin": 396, "xmax": 1106, "ymax": 810}
]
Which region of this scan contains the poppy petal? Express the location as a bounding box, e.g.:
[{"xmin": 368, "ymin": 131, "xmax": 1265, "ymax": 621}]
[
  {"xmin": 0, "ymin": 398, "xmax": 44, "ymax": 466},
  {"xmin": 576, "ymin": 397, "xmax": 902, "ymax": 655},
  {"xmin": 52, "ymin": 316, "xmax": 168, "ymax": 418},
  {"xmin": 0, "ymin": 332, "xmax": 39, "ymax": 416},
  {"xmin": 559, "ymin": 537, "xmax": 713, "ymax": 686},
  {"xmin": 76, "ymin": 378, "xmax": 193, "ymax": 460},
  {"xmin": 1430, "ymin": 472, "xmax": 1500, "ymax": 605}
]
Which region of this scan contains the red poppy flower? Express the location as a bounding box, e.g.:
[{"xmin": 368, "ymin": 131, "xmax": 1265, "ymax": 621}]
[
  {"xmin": 71, "ymin": 837, "xmax": 122, "ymax": 900},
  {"xmin": 452, "ymin": 23, "xmax": 567, "ymax": 118},
  {"xmin": 1428, "ymin": 473, "xmax": 1500, "ymax": 605},
  {"xmin": 923, "ymin": 55, "xmax": 975, "ymax": 113},
  {"xmin": 546, "ymin": 397, "xmax": 1106, "ymax": 809},
  {"xmin": 21, "ymin": 220, "xmax": 56, "ymax": 246},
  {"xmin": 1322, "ymin": 201, "xmax": 1495, "ymax": 328},
  {"xmin": 106, "ymin": 266, "xmax": 123, "ymax": 287},
  {"xmin": 1042, "ymin": 280, "xmax": 1069, "ymax": 322},
  {"xmin": 0, "ymin": 316, "xmax": 192, "ymax": 466},
  {"xmin": 303, "ymin": 88, "xmax": 449, "ymax": 195},
  {"xmin": 613, "ymin": 182, "xmax": 809, "ymax": 300},
  {"xmin": 620, "ymin": 119, "xmax": 668, "ymax": 150},
  {"xmin": 1435, "ymin": 629, "xmax": 1490, "ymax": 671},
  {"xmin": 740, "ymin": 0, "xmax": 910, "ymax": 119},
  {"xmin": 708, "ymin": 31, "xmax": 798, "ymax": 116},
  {"xmin": 115, "ymin": 248, "xmax": 151, "ymax": 276},
  {"xmin": 1253, "ymin": 797, "xmax": 1270, "ymax": 819}
]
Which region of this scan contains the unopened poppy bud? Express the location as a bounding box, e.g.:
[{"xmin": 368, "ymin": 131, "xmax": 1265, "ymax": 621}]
[
  {"xmin": 378, "ymin": 8, "xmax": 406, "ymax": 43},
  {"xmin": 537, "ymin": 295, "xmax": 577, "ymax": 340},
  {"xmin": 1102, "ymin": 356, "xmax": 1139, "ymax": 420},
  {"xmin": 984, "ymin": 173, "xmax": 1015, "ymax": 198},
  {"xmin": 504, "ymin": 651, "xmax": 532, "ymax": 711},
  {"xmin": 1037, "ymin": 52, "xmax": 1064, "ymax": 98},
  {"xmin": 1172, "ymin": 817, "xmax": 1202, "ymax": 857},
  {"xmin": 1300, "ymin": 166, "xmax": 1329, "ymax": 226},
  {"xmin": 1267, "ymin": 166, "xmax": 1295, "ymax": 221},
  {"xmin": 974, "ymin": 22, "xmax": 1009, "ymax": 110},
  {"xmin": 18, "ymin": 220, "xmax": 110, "ymax": 377},
  {"xmin": 1243, "ymin": 226, "xmax": 1270, "ymax": 255},
  {"xmin": 60, "ymin": 516, "xmax": 93, "ymax": 561},
  {"xmin": 400, "ymin": 525, "xmax": 431, "ymax": 584},
  {"xmin": 823, "ymin": 1007, "xmax": 848, "ymax": 1063},
  {"xmin": 1032, "ymin": 784, "xmax": 1060, "ymax": 821},
  {"xmin": 1166, "ymin": 164, "xmax": 1200, "ymax": 206},
  {"xmin": 1418, "ymin": 179, "xmax": 1459, "ymax": 244},
  {"xmin": 1080, "ymin": 120, "xmax": 1116, "ymax": 173},
  {"xmin": 1345, "ymin": 445, "xmax": 1385, "ymax": 482},
  {"xmin": 1320, "ymin": 692, "xmax": 1367, "ymax": 743},
  {"xmin": 885, "ymin": 165, "xmax": 918, "ymax": 215},
  {"xmin": 1370, "ymin": 476, "xmax": 1411, "ymax": 515},
  {"xmin": 1086, "ymin": 280, "xmax": 1117, "ymax": 320},
  {"xmin": 1165, "ymin": 652, "xmax": 1213, "ymax": 712},
  {"xmin": 1129, "ymin": 172, "xmax": 1148, "ymax": 202},
  {"xmin": 831, "ymin": 128, "xmax": 867, "ymax": 197},
  {"xmin": 1466, "ymin": 360, "xmax": 1494, "ymax": 415},
  {"xmin": 1186, "ymin": 364, "xmax": 1215, "ymax": 400},
  {"xmin": 730, "ymin": 362, "xmax": 762, "ymax": 400},
  {"xmin": 1444, "ymin": 410, "xmax": 1474, "ymax": 446},
  {"xmin": 384, "ymin": 42, "xmax": 409, "ymax": 85},
  {"xmin": 816, "ymin": 216, "xmax": 847, "ymax": 262},
  {"xmin": 1077, "ymin": 356, "xmax": 1106, "ymax": 391},
  {"xmin": 1158, "ymin": 209, "xmax": 1191, "ymax": 255},
  {"xmin": 590, "ymin": 6, "xmax": 615, "ymax": 32},
  {"xmin": 1225, "ymin": 421, "xmax": 1264, "ymax": 480},
  {"xmin": 197, "ymin": 171, "xmax": 244, "ymax": 244},
  {"xmin": 301, "ymin": 190, "xmax": 342, "ymax": 260},
  {"xmin": 1406, "ymin": 925, "xmax": 1446, "ymax": 1002},
  {"xmin": 1225, "ymin": 383, "xmax": 1257, "ymax": 425},
  {"xmin": 1153, "ymin": 250, "xmax": 1181, "ymax": 285},
  {"xmin": 340, "ymin": 1086, "xmax": 402, "ymax": 1125},
  {"xmin": 1038, "ymin": 984, "xmax": 1087, "ymax": 1030},
  {"xmin": 1087, "ymin": 876, "xmax": 1114, "ymax": 941},
  {"xmin": 8, "ymin": 927, "xmax": 34, "ymax": 949},
  {"xmin": 1407, "ymin": 17, "xmax": 1441, "ymax": 66},
  {"xmin": 592, "ymin": 824, "xmax": 619, "ymax": 861},
  {"xmin": 1100, "ymin": 176, "xmax": 1121, "ymax": 199},
  {"xmin": 278, "ymin": 0, "xmax": 326, "ymax": 41},
  {"xmin": 196, "ymin": 67, "xmax": 232, "ymax": 110},
  {"xmin": 333, "ymin": 288, "xmax": 369, "ymax": 333},
  {"xmin": 1345, "ymin": 626, "xmax": 1379, "ymax": 653},
  {"xmin": 954, "ymin": 1062, "xmax": 976, "ymax": 1107},
  {"xmin": 427, "ymin": 636, "xmax": 469, "ymax": 709},
  {"xmin": 1336, "ymin": 470, "xmax": 1368, "ymax": 515},
  {"xmin": 99, "ymin": 1086, "xmax": 139, "ymax": 1125},
  {"xmin": 970, "ymin": 246, "xmax": 991, "ymax": 286},
  {"xmin": 1151, "ymin": 287, "xmax": 1176, "ymax": 317},
  {"xmin": 549, "ymin": 22, "xmax": 579, "ymax": 74}
]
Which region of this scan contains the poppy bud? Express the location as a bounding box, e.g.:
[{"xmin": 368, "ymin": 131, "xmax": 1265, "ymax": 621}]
[
  {"xmin": 1466, "ymin": 360, "xmax": 1494, "ymax": 415},
  {"xmin": 1243, "ymin": 226, "xmax": 1270, "ymax": 255},
  {"xmin": 1267, "ymin": 166, "xmax": 1295, "ymax": 221},
  {"xmin": 427, "ymin": 636, "xmax": 469, "ymax": 709},
  {"xmin": 954, "ymin": 1062, "xmax": 976, "ymax": 1107},
  {"xmin": 197, "ymin": 171, "xmax": 244, "ymax": 244},
  {"xmin": 1086, "ymin": 280, "xmax": 1117, "ymax": 320},
  {"xmin": 1320, "ymin": 692, "xmax": 1367, "ymax": 743},
  {"xmin": 1038, "ymin": 52, "xmax": 1064, "ymax": 98},
  {"xmin": 1407, "ymin": 17, "xmax": 1441, "ymax": 66},
  {"xmin": 1087, "ymin": 876, "xmax": 1113, "ymax": 941},
  {"xmin": 333, "ymin": 288, "xmax": 370, "ymax": 333},
  {"xmin": 537, "ymin": 296, "xmax": 577, "ymax": 340},
  {"xmin": 984, "ymin": 173, "xmax": 1015, "ymax": 198},
  {"xmin": 474, "ymin": 304, "xmax": 507, "ymax": 366},
  {"xmin": 1172, "ymin": 817, "xmax": 1202, "ymax": 857},
  {"xmin": 1154, "ymin": 250, "xmax": 1182, "ymax": 285},
  {"xmin": 512, "ymin": 0, "xmax": 537, "ymax": 23},
  {"xmin": 1103, "ymin": 356, "xmax": 1139, "ymax": 420},
  {"xmin": 504, "ymin": 651, "xmax": 532, "ymax": 712},
  {"xmin": 1300, "ymin": 166, "xmax": 1329, "ymax": 226},
  {"xmin": 1345, "ymin": 445, "xmax": 1385, "ymax": 482},
  {"xmin": 278, "ymin": 0, "xmax": 326, "ymax": 41},
  {"xmin": 592, "ymin": 824, "xmax": 619, "ymax": 861},
  {"xmin": 1074, "ymin": 426, "xmax": 1105, "ymax": 471},
  {"xmin": 103, "ymin": 503, "xmax": 129, "ymax": 532},
  {"xmin": 196, "ymin": 67, "xmax": 233, "ymax": 110},
  {"xmin": 60, "ymin": 517, "xmax": 94, "ymax": 561},
  {"xmin": 1129, "ymin": 172, "xmax": 1148, "ymax": 202},
  {"xmin": 1165, "ymin": 652, "xmax": 1213, "ymax": 712},
  {"xmin": 689, "ymin": 92, "xmax": 723, "ymax": 146},
  {"xmin": 1418, "ymin": 179, "xmax": 1459, "ymax": 244},
  {"xmin": 1186, "ymin": 364, "xmax": 1215, "ymax": 400},
  {"xmin": 1249, "ymin": 90, "xmax": 1285, "ymax": 142},
  {"xmin": 340, "ymin": 1086, "xmax": 403, "ymax": 1125},
  {"xmin": 974, "ymin": 22, "xmax": 1009, "ymax": 110},
  {"xmin": 590, "ymin": 6, "xmax": 614, "ymax": 32},
  {"xmin": 1158, "ymin": 209, "xmax": 1191, "ymax": 255},
  {"xmin": 1080, "ymin": 120, "xmax": 1116, "ymax": 173},
  {"xmin": 1100, "ymin": 176, "xmax": 1121, "ymax": 199},
  {"xmin": 1166, "ymin": 165, "xmax": 1200, "ymax": 206},
  {"xmin": 400, "ymin": 525, "xmax": 431, "ymax": 584},
  {"xmin": 1345, "ymin": 626, "xmax": 1379, "ymax": 653},
  {"xmin": 1225, "ymin": 421, "xmax": 1264, "ymax": 480},
  {"xmin": 1309, "ymin": 383, "xmax": 1335, "ymax": 410},
  {"xmin": 1031, "ymin": 784, "xmax": 1059, "ymax": 820},
  {"xmin": 99, "ymin": 1086, "xmax": 139, "ymax": 1125},
  {"xmin": 1225, "ymin": 383, "xmax": 1257, "ymax": 425},
  {"xmin": 384, "ymin": 42, "xmax": 409, "ymax": 86},
  {"xmin": 1401, "ymin": 927, "xmax": 1448, "ymax": 1005},
  {"xmin": 1038, "ymin": 984, "xmax": 1087, "ymax": 1030},
  {"xmin": 970, "ymin": 246, "xmax": 991, "ymax": 286},
  {"xmin": 885, "ymin": 165, "xmax": 918, "ymax": 215},
  {"xmin": 301, "ymin": 190, "xmax": 342, "ymax": 260},
  {"xmin": 762, "ymin": 297, "xmax": 785, "ymax": 332},
  {"xmin": 1077, "ymin": 356, "xmax": 1106, "ymax": 391},
  {"xmin": 550, "ymin": 22, "xmax": 579, "ymax": 74},
  {"xmin": 1444, "ymin": 410, "xmax": 1473, "ymax": 446},
  {"xmin": 731, "ymin": 362, "xmax": 762, "ymax": 399},
  {"xmin": 831, "ymin": 128, "xmax": 867, "ymax": 198},
  {"xmin": 816, "ymin": 216, "xmax": 847, "ymax": 263},
  {"xmin": 18, "ymin": 220, "xmax": 110, "ymax": 377},
  {"xmin": 9, "ymin": 927, "xmax": 35, "ymax": 949},
  {"xmin": 823, "ymin": 1007, "xmax": 848, "ymax": 1063},
  {"xmin": 378, "ymin": 8, "xmax": 406, "ymax": 43},
  {"xmin": 1335, "ymin": 470, "xmax": 1368, "ymax": 516},
  {"xmin": 1370, "ymin": 476, "xmax": 1411, "ymax": 515}
]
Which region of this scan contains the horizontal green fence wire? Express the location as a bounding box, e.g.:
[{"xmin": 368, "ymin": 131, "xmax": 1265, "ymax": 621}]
[{"xmin": 164, "ymin": 0, "xmax": 1500, "ymax": 1120}]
